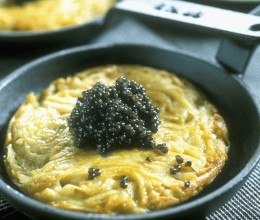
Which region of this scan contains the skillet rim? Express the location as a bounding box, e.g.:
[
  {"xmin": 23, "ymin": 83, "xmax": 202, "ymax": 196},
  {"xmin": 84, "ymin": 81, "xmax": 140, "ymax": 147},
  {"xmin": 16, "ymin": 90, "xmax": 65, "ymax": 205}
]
[{"xmin": 0, "ymin": 43, "xmax": 259, "ymax": 219}]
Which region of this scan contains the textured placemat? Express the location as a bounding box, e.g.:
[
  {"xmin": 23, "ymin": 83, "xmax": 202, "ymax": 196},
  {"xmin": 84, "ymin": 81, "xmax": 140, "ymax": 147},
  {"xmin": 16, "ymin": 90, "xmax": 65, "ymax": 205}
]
[{"xmin": 0, "ymin": 5, "xmax": 260, "ymax": 220}]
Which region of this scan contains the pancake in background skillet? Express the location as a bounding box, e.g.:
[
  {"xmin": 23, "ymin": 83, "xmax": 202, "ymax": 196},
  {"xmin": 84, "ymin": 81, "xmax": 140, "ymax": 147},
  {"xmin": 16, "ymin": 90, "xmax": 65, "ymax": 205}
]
[
  {"xmin": 0, "ymin": 0, "xmax": 115, "ymax": 31},
  {"xmin": 4, "ymin": 65, "xmax": 229, "ymax": 214}
]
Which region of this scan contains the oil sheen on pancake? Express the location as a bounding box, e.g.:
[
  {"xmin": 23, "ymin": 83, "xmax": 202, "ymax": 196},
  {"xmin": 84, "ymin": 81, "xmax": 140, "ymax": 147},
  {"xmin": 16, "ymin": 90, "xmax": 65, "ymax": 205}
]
[{"xmin": 4, "ymin": 65, "xmax": 229, "ymax": 214}]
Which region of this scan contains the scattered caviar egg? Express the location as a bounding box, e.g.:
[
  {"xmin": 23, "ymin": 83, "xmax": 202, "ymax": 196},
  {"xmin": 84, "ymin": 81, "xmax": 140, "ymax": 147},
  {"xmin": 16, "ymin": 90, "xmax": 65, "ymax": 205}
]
[
  {"xmin": 185, "ymin": 161, "xmax": 192, "ymax": 167},
  {"xmin": 120, "ymin": 176, "xmax": 129, "ymax": 188},
  {"xmin": 88, "ymin": 168, "xmax": 101, "ymax": 180},
  {"xmin": 184, "ymin": 180, "xmax": 191, "ymax": 188},
  {"xmin": 170, "ymin": 164, "xmax": 182, "ymax": 175},
  {"xmin": 155, "ymin": 143, "xmax": 168, "ymax": 154},
  {"xmin": 146, "ymin": 157, "xmax": 153, "ymax": 162},
  {"xmin": 175, "ymin": 155, "xmax": 184, "ymax": 164}
]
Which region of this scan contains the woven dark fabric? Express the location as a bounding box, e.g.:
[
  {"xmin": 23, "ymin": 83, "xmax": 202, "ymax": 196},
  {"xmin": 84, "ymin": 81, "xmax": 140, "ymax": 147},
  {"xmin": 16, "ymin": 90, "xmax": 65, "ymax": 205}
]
[
  {"xmin": 207, "ymin": 163, "xmax": 260, "ymax": 220},
  {"xmin": 0, "ymin": 5, "xmax": 259, "ymax": 220}
]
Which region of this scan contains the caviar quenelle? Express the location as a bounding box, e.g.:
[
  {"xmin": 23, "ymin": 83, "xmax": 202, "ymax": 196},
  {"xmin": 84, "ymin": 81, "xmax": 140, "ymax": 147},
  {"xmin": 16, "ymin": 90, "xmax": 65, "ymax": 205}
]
[{"xmin": 69, "ymin": 76, "xmax": 161, "ymax": 153}]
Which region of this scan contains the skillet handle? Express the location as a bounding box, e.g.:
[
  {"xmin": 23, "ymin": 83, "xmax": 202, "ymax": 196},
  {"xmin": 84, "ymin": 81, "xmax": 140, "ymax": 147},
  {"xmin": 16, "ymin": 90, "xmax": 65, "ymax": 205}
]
[
  {"xmin": 216, "ymin": 5, "xmax": 260, "ymax": 74},
  {"xmin": 115, "ymin": 0, "xmax": 260, "ymax": 43}
]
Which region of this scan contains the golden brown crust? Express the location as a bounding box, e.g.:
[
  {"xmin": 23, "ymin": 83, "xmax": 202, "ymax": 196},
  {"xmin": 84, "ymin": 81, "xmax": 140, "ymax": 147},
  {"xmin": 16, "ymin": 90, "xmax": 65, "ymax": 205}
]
[{"xmin": 4, "ymin": 65, "xmax": 229, "ymax": 214}]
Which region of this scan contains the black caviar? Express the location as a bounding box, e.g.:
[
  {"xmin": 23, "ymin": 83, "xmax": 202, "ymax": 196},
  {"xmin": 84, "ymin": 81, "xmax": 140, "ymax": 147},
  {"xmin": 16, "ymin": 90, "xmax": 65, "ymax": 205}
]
[
  {"xmin": 69, "ymin": 76, "xmax": 161, "ymax": 153},
  {"xmin": 184, "ymin": 180, "xmax": 190, "ymax": 188},
  {"xmin": 146, "ymin": 157, "xmax": 153, "ymax": 162},
  {"xmin": 185, "ymin": 160, "xmax": 192, "ymax": 167},
  {"xmin": 175, "ymin": 155, "xmax": 184, "ymax": 164},
  {"xmin": 169, "ymin": 164, "xmax": 181, "ymax": 175},
  {"xmin": 88, "ymin": 168, "xmax": 101, "ymax": 180},
  {"xmin": 155, "ymin": 143, "xmax": 168, "ymax": 154},
  {"xmin": 120, "ymin": 176, "xmax": 129, "ymax": 188}
]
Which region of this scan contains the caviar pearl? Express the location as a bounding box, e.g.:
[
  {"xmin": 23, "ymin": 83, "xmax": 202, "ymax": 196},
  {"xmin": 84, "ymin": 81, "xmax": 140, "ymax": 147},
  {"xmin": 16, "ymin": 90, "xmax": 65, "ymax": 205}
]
[
  {"xmin": 88, "ymin": 168, "xmax": 101, "ymax": 180},
  {"xmin": 170, "ymin": 166, "xmax": 178, "ymax": 175},
  {"xmin": 185, "ymin": 161, "xmax": 192, "ymax": 167},
  {"xmin": 175, "ymin": 155, "xmax": 184, "ymax": 164},
  {"xmin": 155, "ymin": 143, "xmax": 168, "ymax": 154},
  {"xmin": 146, "ymin": 157, "xmax": 153, "ymax": 162},
  {"xmin": 120, "ymin": 176, "xmax": 129, "ymax": 188},
  {"xmin": 184, "ymin": 180, "xmax": 190, "ymax": 188},
  {"xmin": 169, "ymin": 164, "xmax": 181, "ymax": 175}
]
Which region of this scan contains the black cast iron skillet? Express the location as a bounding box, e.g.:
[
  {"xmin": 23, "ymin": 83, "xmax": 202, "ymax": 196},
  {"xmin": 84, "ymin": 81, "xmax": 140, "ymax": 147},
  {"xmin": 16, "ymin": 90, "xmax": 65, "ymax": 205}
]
[
  {"xmin": 0, "ymin": 2, "xmax": 260, "ymax": 220},
  {"xmin": 1, "ymin": 43, "xmax": 259, "ymax": 220}
]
